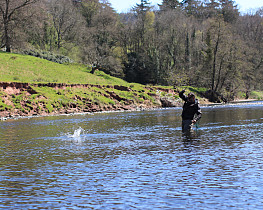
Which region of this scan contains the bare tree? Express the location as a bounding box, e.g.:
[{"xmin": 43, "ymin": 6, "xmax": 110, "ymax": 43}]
[
  {"xmin": 48, "ymin": 0, "xmax": 83, "ymax": 50},
  {"xmin": 0, "ymin": 0, "xmax": 38, "ymax": 52},
  {"xmin": 80, "ymin": 0, "xmax": 124, "ymax": 77},
  {"xmin": 236, "ymin": 10, "xmax": 263, "ymax": 93}
]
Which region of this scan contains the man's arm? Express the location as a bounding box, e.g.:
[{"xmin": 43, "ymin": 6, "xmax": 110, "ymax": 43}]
[
  {"xmin": 193, "ymin": 104, "xmax": 202, "ymax": 123},
  {"xmin": 179, "ymin": 89, "xmax": 187, "ymax": 101}
]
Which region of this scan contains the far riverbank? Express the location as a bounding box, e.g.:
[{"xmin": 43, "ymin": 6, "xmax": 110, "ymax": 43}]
[
  {"xmin": 0, "ymin": 82, "xmax": 181, "ymax": 120},
  {"xmin": 1, "ymin": 82, "xmax": 260, "ymax": 121}
]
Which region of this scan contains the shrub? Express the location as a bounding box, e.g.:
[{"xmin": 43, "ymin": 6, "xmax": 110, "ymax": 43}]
[
  {"xmin": 250, "ymin": 91, "xmax": 263, "ymax": 100},
  {"xmin": 22, "ymin": 50, "xmax": 73, "ymax": 64}
]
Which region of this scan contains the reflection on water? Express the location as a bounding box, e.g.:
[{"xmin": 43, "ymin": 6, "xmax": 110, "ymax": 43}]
[{"xmin": 0, "ymin": 102, "xmax": 263, "ymax": 209}]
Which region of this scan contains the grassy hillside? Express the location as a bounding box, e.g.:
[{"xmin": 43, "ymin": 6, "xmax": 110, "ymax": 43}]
[{"xmin": 0, "ymin": 52, "xmax": 127, "ymax": 85}]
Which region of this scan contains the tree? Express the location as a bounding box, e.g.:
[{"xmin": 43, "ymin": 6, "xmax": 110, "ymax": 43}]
[
  {"xmin": 236, "ymin": 10, "xmax": 263, "ymax": 94},
  {"xmin": 0, "ymin": 0, "xmax": 38, "ymax": 52},
  {"xmin": 219, "ymin": 0, "xmax": 239, "ymax": 23},
  {"xmin": 132, "ymin": 0, "xmax": 152, "ymax": 51},
  {"xmin": 181, "ymin": 0, "xmax": 201, "ymax": 16},
  {"xmin": 204, "ymin": 0, "xmax": 220, "ymax": 18},
  {"xmin": 159, "ymin": 0, "xmax": 181, "ymax": 11},
  {"xmin": 121, "ymin": 0, "xmax": 155, "ymax": 84},
  {"xmin": 21, "ymin": 1, "xmax": 52, "ymax": 50},
  {"xmin": 80, "ymin": 0, "xmax": 99, "ymax": 27},
  {"xmin": 48, "ymin": 0, "xmax": 83, "ymax": 50},
  {"xmin": 80, "ymin": 0, "xmax": 124, "ymax": 77},
  {"xmin": 150, "ymin": 9, "xmax": 190, "ymax": 85},
  {"xmin": 200, "ymin": 18, "xmax": 246, "ymax": 101}
]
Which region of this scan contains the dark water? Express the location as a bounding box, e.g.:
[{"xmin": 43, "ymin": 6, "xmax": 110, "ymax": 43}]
[{"xmin": 0, "ymin": 101, "xmax": 263, "ymax": 209}]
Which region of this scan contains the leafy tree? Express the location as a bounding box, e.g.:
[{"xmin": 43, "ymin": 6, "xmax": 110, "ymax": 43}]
[
  {"xmin": 133, "ymin": 0, "xmax": 152, "ymax": 51},
  {"xmin": 153, "ymin": 9, "xmax": 189, "ymax": 85},
  {"xmin": 80, "ymin": 0, "xmax": 99, "ymax": 27},
  {"xmin": 122, "ymin": 0, "xmax": 155, "ymax": 84}
]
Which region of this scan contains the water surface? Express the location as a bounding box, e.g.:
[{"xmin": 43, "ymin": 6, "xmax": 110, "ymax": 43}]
[{"xmin": 0, "ymin": 102, "xmax": 263, "ymax": 209}]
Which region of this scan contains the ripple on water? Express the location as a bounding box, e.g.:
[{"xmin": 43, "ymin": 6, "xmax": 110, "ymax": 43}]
[{"xmin": 1, "ymin": 104, "xmax": 263, "ymax": 209}]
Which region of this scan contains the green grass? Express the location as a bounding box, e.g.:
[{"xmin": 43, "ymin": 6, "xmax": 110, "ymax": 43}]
[{"xmin": 0, "ymin": 52, "xmax": 128, "ymax": 85}]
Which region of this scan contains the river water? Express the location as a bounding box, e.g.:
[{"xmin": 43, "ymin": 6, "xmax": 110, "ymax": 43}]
[{"xmin": 0, "ymin": 101, "xmax": 263, "ymax": 209}]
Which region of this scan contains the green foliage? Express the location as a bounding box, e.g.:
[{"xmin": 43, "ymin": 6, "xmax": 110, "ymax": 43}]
[
  {"xmin": 188, "ymin": 87, "xmax": 207, "ymax": 95},
  {"xmin": 237, "ymin": 92, "xmax": 247, "ymax": 99},
  {"xmin": 11, "ymin": 93, "xmax": 24, "ymax": 109},
  {"xmin": 129, "ymin": 83, "xmax": 146, "ymax": 92},
  {"xmin": 250, "ymin": 91, "xmax": 263, "ymax": 100},
  {"xmin": 0, "ymin": 100, "xmax": 12, "ymax": 111},
  {"xmin": 45, "ymin": 103, "xmax": 54, "ymax": 113},
  {"xmin": 179, "ymin": 86, "xmax": 207, "ymax": 100}
]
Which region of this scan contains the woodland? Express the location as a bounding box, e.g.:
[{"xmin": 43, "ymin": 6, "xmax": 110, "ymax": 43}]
[{"xmin": 1, "ymin": 0, "xmax": 263, "ymax": 101}]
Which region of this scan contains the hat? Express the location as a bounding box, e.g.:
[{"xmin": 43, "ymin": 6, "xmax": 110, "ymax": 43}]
[{"xmin": 188, "ymin": 92, "xmax": 195, "ymax": 98}]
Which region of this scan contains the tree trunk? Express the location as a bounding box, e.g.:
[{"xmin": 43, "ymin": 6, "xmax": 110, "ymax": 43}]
[
  {"xmin": 4, "ymin": 22, "xmax": 11, "ymax": 52},
  {"xmin": 212, "ymin": 27, "xmax": 220, "ymax": 91}
]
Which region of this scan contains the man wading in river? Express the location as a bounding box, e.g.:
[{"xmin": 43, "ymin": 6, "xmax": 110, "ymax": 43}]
[{"xmin": 179, "ymin": 89, "xmax": 202, "ymax": 132}]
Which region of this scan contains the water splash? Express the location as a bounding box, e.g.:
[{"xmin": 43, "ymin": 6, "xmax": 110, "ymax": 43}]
[
  {"xmin": 72, "ymin": 127, "xmax": 84, "ymax": 138},
  {"xmin": 65, "ymin": 127, "xmax": 85, "ymax": 142}
]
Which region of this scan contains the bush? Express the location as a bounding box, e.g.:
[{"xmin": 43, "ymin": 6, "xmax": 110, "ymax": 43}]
[
  {"xmin": 22, "ymin": 50, "xmax": 73, "ymax": 64},
  {"xmin": 250, "ymin": 91, "xmax": 263, "ymax": 100}
]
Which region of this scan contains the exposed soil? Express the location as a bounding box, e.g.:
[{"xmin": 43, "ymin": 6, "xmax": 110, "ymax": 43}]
[{"xmin": 0, "ymin": 82, "xmax": 182, "ymax": 120}]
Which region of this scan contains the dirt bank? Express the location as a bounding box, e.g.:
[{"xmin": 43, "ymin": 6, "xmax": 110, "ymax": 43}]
[{"xmin": 0, "ymin": 82, "xmax": 183, "ymax": 120}]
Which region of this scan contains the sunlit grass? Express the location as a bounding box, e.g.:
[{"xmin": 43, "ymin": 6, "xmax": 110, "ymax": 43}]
[{"xmin": 0, "ymin": 52, "xmax": 128, "ymax": 85}]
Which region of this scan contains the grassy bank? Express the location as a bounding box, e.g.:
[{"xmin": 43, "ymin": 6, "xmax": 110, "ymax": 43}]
[
  {"xmin": 0, "ymin": 52, "xmax": 127, "ymax": 85},
  {"xmin": 0, "ymin": 52, "xmax": 182, "ymax": 118},
  {"xmin": 1, "ymin": 52, "xmax": 262, "ymax": 119}
]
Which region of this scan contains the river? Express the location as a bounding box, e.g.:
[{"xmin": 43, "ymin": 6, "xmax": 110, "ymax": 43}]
[{"xmin": 0, "ymin": 101, "xmax": 263, "ymax": 209}]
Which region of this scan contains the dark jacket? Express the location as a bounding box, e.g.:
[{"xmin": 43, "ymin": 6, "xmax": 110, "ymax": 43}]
[{"xmin": 179, "ymin": 90, "xmax": 202, "ymax": 121}]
